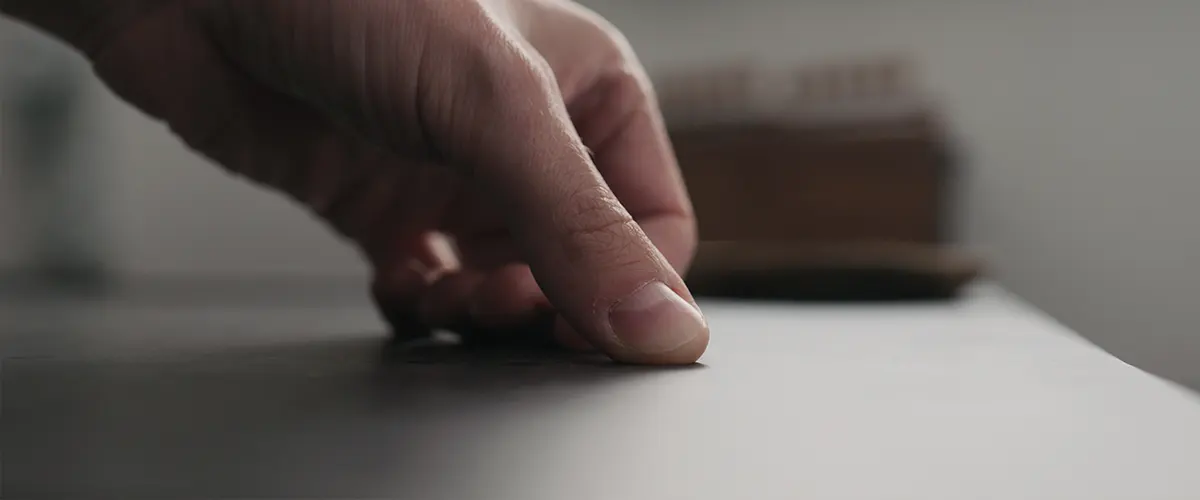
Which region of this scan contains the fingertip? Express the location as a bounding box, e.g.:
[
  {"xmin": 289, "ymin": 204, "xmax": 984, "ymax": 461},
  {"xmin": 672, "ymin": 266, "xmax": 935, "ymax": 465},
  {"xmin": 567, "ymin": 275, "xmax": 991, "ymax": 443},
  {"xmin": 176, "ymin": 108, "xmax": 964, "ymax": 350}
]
[
  {"xmin": 370, "ymin": 259, "xmax": 436, "ymax": 339},
  {"xmin": 601, "ymin": 281, "xmax": 709, "ymax": 365},
  {"xmin": 612, "ymin": 325, "xmax": 709, "ymax": 365}
]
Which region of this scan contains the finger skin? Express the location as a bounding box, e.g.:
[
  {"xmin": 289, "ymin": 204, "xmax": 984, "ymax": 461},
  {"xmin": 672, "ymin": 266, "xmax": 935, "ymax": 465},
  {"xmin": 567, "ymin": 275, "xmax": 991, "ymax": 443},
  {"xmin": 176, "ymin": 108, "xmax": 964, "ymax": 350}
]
[
  {"xmin": 552, "ymin": 316, "xmax": 597, "ymax": 352},
  {"xmin": 370, "ymin": 232, "xmax": 459, "ymax": 338},
  {"xmin": 418, "ymin": 270, "xmax": 486, "ymax": 328},
  {"xmin": 469, "ymin": 263, "xmax": 550, "ymax": 327},
  {"xmin": 456, "ymin": 59, "xmax": 708, "ymax": 364}
]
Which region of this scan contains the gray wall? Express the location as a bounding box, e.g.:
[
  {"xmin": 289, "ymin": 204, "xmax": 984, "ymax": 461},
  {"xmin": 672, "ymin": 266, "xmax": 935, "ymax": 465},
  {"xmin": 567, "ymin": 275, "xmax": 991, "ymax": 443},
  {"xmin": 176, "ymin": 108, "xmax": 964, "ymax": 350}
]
[
  {"xmin": 2, "ymin": 1, "xmax": 1199, "ymax": 387},
  {"xmin": 0, "ymin": 101, "xmax": 12, "ymax": 263},
  {"xmin": 581, "ymin": 0, "xmax": 1200, "ymax": 387},
  {"xmin": 1, "ymin": 17, "xmax": 364, "ymax": 279}
]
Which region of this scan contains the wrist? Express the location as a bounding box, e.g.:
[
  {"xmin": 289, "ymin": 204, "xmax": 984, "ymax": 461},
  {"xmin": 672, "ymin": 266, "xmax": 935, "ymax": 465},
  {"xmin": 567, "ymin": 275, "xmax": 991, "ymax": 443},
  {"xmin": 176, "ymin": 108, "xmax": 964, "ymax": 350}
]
[{"xmin": 1, "ymin": 0, "xmax": 175, "ymax": 57}]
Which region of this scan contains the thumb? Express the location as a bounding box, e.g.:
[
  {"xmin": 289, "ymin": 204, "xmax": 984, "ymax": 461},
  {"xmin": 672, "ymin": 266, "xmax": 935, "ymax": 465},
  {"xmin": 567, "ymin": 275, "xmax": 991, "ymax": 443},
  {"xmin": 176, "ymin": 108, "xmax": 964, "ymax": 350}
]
[{"xmin": 458, "ymin": 63, "xmax": 709, "ymax": 364}]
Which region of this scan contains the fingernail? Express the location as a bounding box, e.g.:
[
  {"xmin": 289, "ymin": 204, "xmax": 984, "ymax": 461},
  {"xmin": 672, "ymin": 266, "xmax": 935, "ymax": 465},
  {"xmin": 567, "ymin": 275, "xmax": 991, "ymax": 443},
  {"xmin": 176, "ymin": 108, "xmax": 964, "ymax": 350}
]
[{"xmin": 608, "ymin": 281, "xmax": 706, "ymax": 354}]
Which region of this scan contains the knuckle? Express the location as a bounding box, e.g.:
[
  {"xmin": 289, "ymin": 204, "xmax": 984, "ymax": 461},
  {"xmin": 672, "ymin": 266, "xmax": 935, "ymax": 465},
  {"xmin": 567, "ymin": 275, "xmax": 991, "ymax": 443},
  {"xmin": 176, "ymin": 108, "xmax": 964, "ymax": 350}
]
[
  {"xmin": 679, "ymin": 212, "xmax": 700, "ymax": 250},
  {"xmin": 434, "ymin": 17, "xmax": 559, "ymax": 167},
  {"xmin": 570, "ymin": 3, "xmax": 635, "ymax": 63},
  {"xmin": 605, "ymin": 67, "xmax": 654, "ymax": 116},
  {"xmin": 585, "ymin": 29, "xmax": 627, "ymax": 69},
  {"xmin": 678, "ymin": 212, "xmax": 700, "ymax": 270},
  {"xmin": 450, "ymin": 18, "xmax": 554, "ymax": 103}
]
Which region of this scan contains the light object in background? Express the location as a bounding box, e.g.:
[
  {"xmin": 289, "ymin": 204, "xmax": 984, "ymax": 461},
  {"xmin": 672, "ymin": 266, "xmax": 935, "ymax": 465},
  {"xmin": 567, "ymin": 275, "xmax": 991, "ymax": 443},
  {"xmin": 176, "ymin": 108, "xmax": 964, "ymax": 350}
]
[{"xmin": 1, "ymin": 19, "xmax": 112, "ymax": 289}]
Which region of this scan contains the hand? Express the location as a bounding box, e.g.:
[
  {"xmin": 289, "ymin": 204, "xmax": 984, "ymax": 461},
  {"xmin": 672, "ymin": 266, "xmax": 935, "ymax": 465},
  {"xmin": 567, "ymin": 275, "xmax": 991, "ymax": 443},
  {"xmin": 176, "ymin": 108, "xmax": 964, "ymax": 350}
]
[{"xmin": 36, "ymin": 0, "xmax": 708, "ymax": 363}]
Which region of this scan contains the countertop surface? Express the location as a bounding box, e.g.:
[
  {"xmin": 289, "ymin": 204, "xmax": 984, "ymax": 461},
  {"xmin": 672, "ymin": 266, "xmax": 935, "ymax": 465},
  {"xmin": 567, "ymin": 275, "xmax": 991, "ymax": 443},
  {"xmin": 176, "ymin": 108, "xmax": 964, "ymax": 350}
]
[{"xmin": 4, "ymin": 283, "xmax": 1200, "ymax": 499}]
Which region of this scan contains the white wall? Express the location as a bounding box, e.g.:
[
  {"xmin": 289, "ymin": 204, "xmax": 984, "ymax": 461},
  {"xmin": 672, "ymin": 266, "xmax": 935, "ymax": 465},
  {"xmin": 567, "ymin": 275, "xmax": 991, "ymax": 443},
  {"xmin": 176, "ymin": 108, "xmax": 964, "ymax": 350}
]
[{"xmin": 3, "ymin": 1, "xmax": 1199, "ymax": 387}]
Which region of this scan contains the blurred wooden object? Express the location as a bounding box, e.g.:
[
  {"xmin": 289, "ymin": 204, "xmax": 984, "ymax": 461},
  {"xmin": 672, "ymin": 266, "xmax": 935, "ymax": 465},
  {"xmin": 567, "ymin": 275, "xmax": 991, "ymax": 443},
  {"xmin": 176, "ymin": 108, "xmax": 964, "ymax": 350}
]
[
  {"xmin": 688, "ymin": 242, "xmax": 981, "ymax": 301},
  {"xmin": 658, "ymin": 57, "xmax": 982, "ymax": 301}
]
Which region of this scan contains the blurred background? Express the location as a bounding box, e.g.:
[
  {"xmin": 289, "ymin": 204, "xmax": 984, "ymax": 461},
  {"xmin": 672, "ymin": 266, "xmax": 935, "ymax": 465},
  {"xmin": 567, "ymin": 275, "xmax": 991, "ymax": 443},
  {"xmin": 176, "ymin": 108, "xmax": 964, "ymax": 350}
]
[{"xmin": 2, "ymin": 0, "xmax": 1198, "ymax": 389}]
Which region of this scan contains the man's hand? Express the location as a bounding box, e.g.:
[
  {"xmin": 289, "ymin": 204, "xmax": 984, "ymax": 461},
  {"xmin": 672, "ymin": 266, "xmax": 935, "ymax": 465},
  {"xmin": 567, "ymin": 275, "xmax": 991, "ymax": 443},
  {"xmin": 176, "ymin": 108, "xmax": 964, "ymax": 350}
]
[{"xmin": 3, "ymin": 0, "xmax": 708, "ymax": 364}]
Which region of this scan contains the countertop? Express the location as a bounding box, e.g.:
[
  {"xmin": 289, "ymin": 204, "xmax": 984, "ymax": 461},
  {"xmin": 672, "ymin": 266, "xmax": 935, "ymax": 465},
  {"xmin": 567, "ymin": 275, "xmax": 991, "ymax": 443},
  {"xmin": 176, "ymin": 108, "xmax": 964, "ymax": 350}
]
[{"xmin": 4, "ymin": 283, "xmax": 1200, "ymax": 499}]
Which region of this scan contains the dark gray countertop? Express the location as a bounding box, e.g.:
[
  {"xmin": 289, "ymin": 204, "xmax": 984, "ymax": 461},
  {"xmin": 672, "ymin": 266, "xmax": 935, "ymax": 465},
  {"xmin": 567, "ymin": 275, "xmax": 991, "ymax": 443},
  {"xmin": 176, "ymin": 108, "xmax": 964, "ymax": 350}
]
[{"xmin": 4, "ymin": 282, "xmax": 1200, "ymax": 499}]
